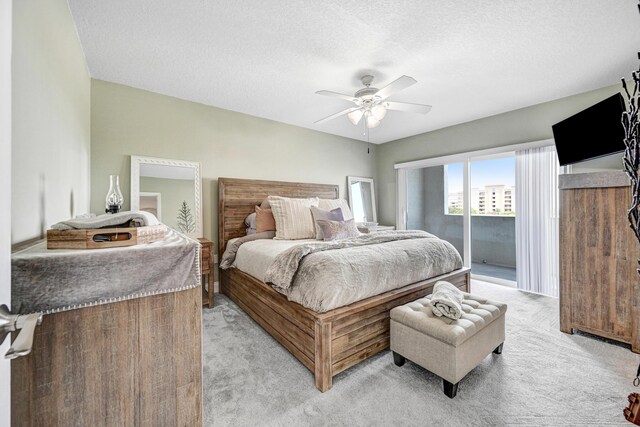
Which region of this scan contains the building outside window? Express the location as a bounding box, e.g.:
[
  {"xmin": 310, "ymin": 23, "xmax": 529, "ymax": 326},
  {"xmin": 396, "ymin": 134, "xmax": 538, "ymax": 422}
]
[{"xmin": 446, "ymin": 157, "xmax": 516, "ymax": 216}]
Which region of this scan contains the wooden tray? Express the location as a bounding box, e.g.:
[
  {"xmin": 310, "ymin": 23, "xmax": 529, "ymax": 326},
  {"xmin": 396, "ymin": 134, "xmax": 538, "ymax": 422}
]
[{"xmin": 47, "ymin": 225, "xmax": 167, "ymax": 249}]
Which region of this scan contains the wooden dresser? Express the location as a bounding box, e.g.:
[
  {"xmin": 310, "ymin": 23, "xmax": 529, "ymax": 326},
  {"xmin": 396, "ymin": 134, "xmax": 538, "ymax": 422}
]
[
  {"xmin": 559, "ymin": 171, "xmax": 640, "ymax": 352},
  {"xmin": 11, "ymin": 236, "xmax": 203, "ymax": 426},
  {"xmin": 13, "ymin": 289, "xmax": 202, "ymax": 426}
]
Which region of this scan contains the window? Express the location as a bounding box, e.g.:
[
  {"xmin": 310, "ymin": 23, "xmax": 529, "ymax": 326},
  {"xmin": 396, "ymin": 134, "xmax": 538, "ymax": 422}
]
[
  {"xmin": 470, "ymin": 156, "xmax": 516, "ymax": 216},
  {"xmin": 445, "ymin": 156, "xmax": 516, "ymax": 216}
]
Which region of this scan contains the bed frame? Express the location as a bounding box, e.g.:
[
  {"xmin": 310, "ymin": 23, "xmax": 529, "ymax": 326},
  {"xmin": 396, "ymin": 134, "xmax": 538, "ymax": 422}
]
[{"xmin": 218, "ymin": 177, "xmax": 470, "ymax": 392}]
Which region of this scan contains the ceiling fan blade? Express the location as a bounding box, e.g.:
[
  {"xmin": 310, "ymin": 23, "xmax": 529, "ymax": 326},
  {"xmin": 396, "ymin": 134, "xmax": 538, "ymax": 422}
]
[
  {"xmin": 315, "ymin": 107, "xmax": 361, "ymax": 125},
  {"xmin": 385, "ymin": 101, "xmax": 432, "ymax": 114},
  {"xmin": 315, "ymin": 90, "xmax": 357, "ymax": 103},
  {"xmin": 375, "ymin": 75, "xmax": 417, "ymax": 100}
]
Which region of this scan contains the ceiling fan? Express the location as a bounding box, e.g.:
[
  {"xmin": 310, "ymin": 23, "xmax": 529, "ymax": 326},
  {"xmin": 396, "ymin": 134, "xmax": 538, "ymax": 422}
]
[{"xmin": 314, "ymin": 75, "xmax": 432, "ymax": 129}]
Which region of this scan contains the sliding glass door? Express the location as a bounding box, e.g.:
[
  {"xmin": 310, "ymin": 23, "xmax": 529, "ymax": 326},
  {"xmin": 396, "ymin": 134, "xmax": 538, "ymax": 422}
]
[
  {"xmin": 469, "ymin": 155, "xmax": 517, "ymax": 283},
  {"xmin": 400, "ymin": 152, "xmax": 521, "ymax": 285},
  {"xmin": 398, "ymin": 141, "xmax": 561, "ymax": 291}
]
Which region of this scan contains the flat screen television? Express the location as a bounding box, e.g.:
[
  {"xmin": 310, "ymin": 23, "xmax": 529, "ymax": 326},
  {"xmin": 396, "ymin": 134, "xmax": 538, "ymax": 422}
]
[{"xmin": 552, "ymin": 93, "xmax": 626, "ymax": 166}]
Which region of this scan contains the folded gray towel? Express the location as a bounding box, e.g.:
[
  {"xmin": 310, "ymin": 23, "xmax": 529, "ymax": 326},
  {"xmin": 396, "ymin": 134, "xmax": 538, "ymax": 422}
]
[
  {"xmin": 51, "ymin": 211, "xmax": 160, "ymax": 230},
  {"xmin": 430, "ymin": 280, "xmax": 464, "ymax": 320}
]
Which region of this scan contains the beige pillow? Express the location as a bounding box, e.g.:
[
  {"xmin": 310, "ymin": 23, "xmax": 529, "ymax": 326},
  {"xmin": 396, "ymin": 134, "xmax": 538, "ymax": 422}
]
[
  {"xmin": 318, "ymin": 199, "xmax": 353, "ymax": 220},
  {"xmin": 267, "ymin": 196, "xmax": 319, "ymax": 240},
  {"xmin": 255, "ymin": 205, "xmax": 276, "ymax": 232}
]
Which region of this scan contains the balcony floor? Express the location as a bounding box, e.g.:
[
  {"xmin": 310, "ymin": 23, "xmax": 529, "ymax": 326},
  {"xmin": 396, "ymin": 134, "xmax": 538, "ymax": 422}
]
[{"xmin": 471, "ymin": 262, "xmax": 516, "ymax": 282}]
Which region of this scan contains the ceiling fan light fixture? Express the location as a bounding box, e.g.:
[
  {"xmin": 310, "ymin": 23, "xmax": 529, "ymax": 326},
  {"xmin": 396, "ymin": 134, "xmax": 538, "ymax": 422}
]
[
  {"xmin": 365, "ymin": 113, "xmax": 380, "ymax": 129},
  {"xmin": 347, "ymin": 109, "xmax": 364, "ymax": 125},
  {"xmin": 371, "ymin": 103, "xmax": 387, "ymax": 120},
  {"xmin": 315, "ymin": 74, "xmax": 430, "ymax": 130}
]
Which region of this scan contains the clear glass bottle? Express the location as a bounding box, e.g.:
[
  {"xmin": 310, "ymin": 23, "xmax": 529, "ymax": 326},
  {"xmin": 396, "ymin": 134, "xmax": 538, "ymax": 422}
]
[{"xmin": 105, "ymin": 175, "xmax": 124, "ymax": 213}]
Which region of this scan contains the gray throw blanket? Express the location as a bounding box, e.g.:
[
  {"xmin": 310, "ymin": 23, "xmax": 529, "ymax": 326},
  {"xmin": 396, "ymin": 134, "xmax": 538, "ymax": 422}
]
[
  {"xmin": 51, "ymin": 210, "xmax": 160, "ymax": 230},
  {"xmin": 264, "ymin": 230, "xmax": 438, "ymax": 290},
  {"xmin": 264, "ymin": 230, "xmax": 462, "ymax": 312},
  {"xmin": 429, "ymin": 280, "xmax": 464, "ymax": 320},
  {"xmin": 12, "ymin": 229, "xmax": 199, "ymax": 314}
]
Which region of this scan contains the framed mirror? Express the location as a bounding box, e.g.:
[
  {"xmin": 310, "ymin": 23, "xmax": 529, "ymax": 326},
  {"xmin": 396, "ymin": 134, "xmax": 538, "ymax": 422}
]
[
  {"xmin": 347, "ymin": 176, "xmax": 377, "ymax": 224},
  {"xmin": 131, "ymin": 155, "xmax": 202, "ymax": 238}
]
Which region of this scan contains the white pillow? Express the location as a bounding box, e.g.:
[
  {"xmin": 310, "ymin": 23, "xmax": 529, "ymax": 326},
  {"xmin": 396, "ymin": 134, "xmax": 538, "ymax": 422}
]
[
  {"xmin": 318, "ymin": 199, "xmax": 353, "ymax": 220},
  {"xmin": 267, "ymin": 196, "xmax": 319, "ymax": 240}
]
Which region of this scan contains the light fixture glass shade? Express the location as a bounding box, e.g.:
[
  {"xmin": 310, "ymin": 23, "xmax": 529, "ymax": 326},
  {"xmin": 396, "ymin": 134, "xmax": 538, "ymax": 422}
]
[
  {"xmin": 366, "ymin": 113, "xmax": 380, "ymax": 128},
  {"xmin": 347, "ymin": 109, "xmax": 364, "ymax": 125},
  {"xmin": 371, "ymin": 103, "xmax": 387, "ymax": 120},
  {"xmin": 105, "ymin": 175, "xmax": 124, "ymax": 214}
]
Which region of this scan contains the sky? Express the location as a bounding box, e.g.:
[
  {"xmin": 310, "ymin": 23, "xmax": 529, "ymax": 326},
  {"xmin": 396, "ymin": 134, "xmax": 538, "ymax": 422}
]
[{"xmin": 447, "ymin": 157, "xmax": 515, "ymax": 193}]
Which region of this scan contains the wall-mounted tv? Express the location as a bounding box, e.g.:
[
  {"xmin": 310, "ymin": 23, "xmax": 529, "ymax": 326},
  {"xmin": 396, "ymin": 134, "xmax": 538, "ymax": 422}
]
[{"xmin": 552, "ymin": 93, "xmax": 626, "ymax": 166}]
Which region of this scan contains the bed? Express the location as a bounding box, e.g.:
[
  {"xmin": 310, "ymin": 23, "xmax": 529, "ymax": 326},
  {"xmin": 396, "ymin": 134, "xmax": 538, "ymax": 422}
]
[{"xmin": 218, "ymin": 177, "xmax": 470, "ymax": 392}]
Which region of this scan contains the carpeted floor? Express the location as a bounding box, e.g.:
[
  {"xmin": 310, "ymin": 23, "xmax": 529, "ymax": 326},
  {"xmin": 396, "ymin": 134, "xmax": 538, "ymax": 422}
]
[{"xmin": 202, "ymin": 280, "xmax": 639, "ymax": 426}]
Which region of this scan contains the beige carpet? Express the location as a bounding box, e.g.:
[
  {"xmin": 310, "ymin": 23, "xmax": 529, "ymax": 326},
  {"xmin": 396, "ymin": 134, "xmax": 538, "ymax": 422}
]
[{"xmin": 202, "ymin": 280, "xmax": 639, "ymax": 426}]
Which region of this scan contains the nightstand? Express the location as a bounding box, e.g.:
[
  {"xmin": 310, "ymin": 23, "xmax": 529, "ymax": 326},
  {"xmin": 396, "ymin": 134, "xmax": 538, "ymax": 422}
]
[
  {"xmin": 198, "ymin": 238, "xmax": 215, "ymax": 308},
  {"xmin": 357, "ymin": 225, "xmax": 395, "ymax": 234}
]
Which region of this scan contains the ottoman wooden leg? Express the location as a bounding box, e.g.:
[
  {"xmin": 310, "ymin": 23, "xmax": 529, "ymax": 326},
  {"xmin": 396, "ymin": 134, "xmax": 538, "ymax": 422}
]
[
  {"xmin": 443, "ymin": 380, "xmax": 459, "ymax": 399},
  {"xmin": 493, "ymin": 343, "xmax": 504, "ymax": 354},
  {"xmin": 392, "ymin": 351, "xmax": 406, "ymax": 367}
]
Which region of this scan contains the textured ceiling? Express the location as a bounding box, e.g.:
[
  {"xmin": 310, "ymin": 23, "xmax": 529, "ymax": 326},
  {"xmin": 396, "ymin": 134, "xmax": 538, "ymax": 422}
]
[{"xmin": 68, "ymin": 0, "xmax": 640, "ymax": 144}]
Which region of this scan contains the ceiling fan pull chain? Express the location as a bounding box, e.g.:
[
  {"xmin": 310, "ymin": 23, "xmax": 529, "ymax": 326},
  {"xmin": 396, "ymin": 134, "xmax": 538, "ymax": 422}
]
[{"xmin": 367, "ymin": 123, "xmax": 370, "ymax": 154}]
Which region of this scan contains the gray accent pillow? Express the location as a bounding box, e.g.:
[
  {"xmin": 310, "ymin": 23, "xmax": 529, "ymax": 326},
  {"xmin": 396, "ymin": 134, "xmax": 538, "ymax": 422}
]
[
  {"xmin": 244, "ymin": 212, "xmax": 257, "ymax": 228},
  {"xmin": 245, "ymin": 212, "xmax": 257, "ymax": 234},
  {"xmin": 220, "ymin": 231, "xmax": 276, "ymax": 269},
  {"xmin": 315, "ymin": 218, "xmax": 361, "ymax": 241},
  {"xmin": 311, "ymin": 207, "xmax": 344, "ymax": 240}
]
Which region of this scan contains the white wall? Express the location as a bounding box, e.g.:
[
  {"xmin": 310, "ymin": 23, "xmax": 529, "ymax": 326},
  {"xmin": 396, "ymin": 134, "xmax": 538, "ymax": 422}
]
[
  {"xmin": 11, "ymin": 0, "xmax": 91, "ymax": 244},
  {"xmin": 0, "ymin": 0, "xmax": 11, "ymax": 423}
]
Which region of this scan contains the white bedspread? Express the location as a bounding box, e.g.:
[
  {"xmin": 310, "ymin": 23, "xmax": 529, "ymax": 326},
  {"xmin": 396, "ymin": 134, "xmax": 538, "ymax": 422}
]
[{"xmin": 233, "ymin": 238, "xmax": 314, "ymax": 282}]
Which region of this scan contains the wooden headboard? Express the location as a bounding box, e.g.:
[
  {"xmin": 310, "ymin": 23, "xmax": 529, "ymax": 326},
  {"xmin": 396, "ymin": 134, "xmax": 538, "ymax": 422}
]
[{"xmin": 218, "ymin": 178, "xmax": 339, "ymax": 255}]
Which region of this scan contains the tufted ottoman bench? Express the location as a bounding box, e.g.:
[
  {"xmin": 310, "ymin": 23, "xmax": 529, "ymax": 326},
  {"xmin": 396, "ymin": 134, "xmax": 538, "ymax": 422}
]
[{"xmin": 390, "ymin": 292, "xmax": 507, "ymax": 398}]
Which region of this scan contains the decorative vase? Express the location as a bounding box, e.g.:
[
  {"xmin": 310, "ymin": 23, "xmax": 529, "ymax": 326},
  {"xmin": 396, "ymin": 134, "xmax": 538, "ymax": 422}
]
[{"xmin": 105, "ymin": 175, "xmax": 124, "ymax": 214}]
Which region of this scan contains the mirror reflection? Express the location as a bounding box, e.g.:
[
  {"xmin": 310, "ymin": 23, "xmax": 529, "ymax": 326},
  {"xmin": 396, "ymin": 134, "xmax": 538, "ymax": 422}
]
[
  {"xmin": 347, "ymin": 176, "xmax": 377, "ymax": 224},
  {"xmin": 131, "ymin": 156, "xmax": 202, "ymax": 238}
]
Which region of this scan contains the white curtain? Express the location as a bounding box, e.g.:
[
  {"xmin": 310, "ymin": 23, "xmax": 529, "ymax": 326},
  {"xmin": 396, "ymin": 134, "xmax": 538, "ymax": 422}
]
[{"xmin": 515, "ymin": 146, "xmax": 560, "ymax": 297}]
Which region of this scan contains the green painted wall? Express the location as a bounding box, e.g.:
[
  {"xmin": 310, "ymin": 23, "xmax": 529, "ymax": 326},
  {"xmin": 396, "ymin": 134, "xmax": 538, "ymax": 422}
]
[
  {"xmin": 92, "ymin": 79, "xmax": 624, "ymax": 244},
  {"xmin": 90, "ymin": 79, "xmax": 376, "ymax": 251},
  {"xmin": 11, "ymin": 0, "xmax": 91, "ymax": 244},
  {"xmin": 375, "ymin": 84, "xmax": 623, "ymax": 225}
]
